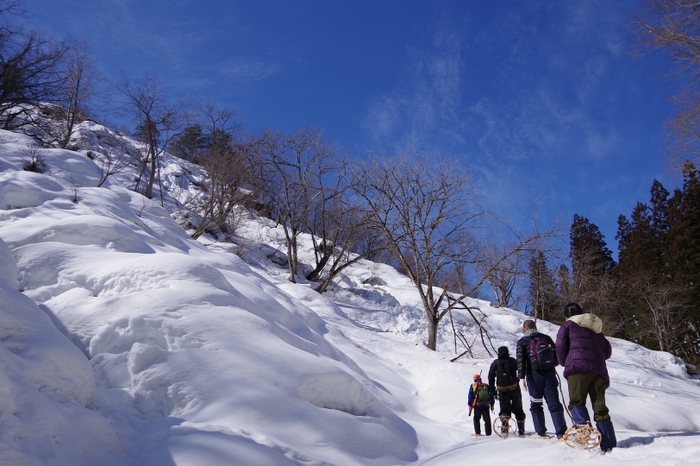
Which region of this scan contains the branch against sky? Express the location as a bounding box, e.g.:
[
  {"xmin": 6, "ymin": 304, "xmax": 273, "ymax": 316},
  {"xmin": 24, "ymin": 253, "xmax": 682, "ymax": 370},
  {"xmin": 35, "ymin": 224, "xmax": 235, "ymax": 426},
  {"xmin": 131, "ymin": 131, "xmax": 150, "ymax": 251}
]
[
  {"xmin": 19, "ymin": 0, "xmax": 675, "ymax": 255},
  {"xmin": 359, "ymin": 1, "xmax": 655, "ymax": 249},
  {"xmin": 352, "ymin": 153, "xmax": 486, "ymax": 350},
  {"xmin": 634, "ymin": 0, "xmax": 700, "ymax": 170}
]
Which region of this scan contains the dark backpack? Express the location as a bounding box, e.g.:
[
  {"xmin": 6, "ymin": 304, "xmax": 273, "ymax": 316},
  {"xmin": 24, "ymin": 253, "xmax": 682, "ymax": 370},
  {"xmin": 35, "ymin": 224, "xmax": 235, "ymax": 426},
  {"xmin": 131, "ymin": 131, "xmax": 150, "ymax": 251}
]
[
  {"xmin": 527, "ymin": 335, "xmax": 556, "ymax": 370},
  {"xmin": 496, "ymin": 358, "xmax": 517, "ymax": 387},
  {"xmin": 473, "ymin": 383, "xmax": 490, "ymax": 405}
]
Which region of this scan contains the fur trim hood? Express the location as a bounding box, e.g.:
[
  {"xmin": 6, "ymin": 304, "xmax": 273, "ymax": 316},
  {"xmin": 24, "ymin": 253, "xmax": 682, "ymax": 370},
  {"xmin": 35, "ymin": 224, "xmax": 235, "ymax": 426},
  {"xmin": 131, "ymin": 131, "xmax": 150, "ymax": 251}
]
[{"xmin": 568, "ymin": 312, "xmax": 603, "ymax": 334}]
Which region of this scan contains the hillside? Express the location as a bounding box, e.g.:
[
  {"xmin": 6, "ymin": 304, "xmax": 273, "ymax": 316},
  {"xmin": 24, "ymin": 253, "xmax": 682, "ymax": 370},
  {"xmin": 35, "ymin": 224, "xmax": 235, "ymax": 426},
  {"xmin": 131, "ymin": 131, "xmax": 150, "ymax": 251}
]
[{"xmin": 1, "ymin": 123, "xmax": 699, "ymax": 466}]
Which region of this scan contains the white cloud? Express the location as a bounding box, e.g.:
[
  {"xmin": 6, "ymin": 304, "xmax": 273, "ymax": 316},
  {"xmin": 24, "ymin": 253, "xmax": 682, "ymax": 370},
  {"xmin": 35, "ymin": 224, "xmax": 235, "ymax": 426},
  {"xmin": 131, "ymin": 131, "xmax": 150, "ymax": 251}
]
[
  {"xmin": 361, "ymin": 30, "xmax": 465, "ymax": 155},
  {"xmin": 218, "ymin": 59, "xmax": 282, "ymax": 82}
]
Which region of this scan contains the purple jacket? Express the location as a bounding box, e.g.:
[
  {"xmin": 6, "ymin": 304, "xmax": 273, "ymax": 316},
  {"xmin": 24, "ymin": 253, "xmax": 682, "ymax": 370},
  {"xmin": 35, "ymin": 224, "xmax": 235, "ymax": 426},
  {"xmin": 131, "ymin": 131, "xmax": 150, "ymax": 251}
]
[{"xmin": 556, "ymin": 313, "xmax": 612, "ymax": 387}]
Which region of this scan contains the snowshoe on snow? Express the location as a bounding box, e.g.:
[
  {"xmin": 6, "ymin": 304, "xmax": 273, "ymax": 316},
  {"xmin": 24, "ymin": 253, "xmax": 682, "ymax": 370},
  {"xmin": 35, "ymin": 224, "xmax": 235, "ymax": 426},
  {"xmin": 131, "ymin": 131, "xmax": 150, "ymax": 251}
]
[
  {"xmin": 563, "ymin": 423, "xmax": 601, "ymax": 450},
  {"xmin": 493, "ymin": 415, "xmax": 516, "ymax": 438}
]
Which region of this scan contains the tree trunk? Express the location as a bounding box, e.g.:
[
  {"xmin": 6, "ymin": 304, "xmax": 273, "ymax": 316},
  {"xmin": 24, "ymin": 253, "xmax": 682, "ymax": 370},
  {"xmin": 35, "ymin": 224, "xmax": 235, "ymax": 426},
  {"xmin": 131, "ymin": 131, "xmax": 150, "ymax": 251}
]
[
  {"xmin": 427, "ymin": 317, "xmax": 438, "ymax": 350},
  {"xmin": 306, "ymin": 251, "xmax": 331, "ymax": 281}
]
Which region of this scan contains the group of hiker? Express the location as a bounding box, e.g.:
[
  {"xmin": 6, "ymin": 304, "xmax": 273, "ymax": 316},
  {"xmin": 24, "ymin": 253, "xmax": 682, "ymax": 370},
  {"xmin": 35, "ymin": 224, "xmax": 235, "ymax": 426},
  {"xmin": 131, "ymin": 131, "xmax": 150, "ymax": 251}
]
[{"xmin": 467, "ymin": 302, "xmax": 617, "ymax": 453}]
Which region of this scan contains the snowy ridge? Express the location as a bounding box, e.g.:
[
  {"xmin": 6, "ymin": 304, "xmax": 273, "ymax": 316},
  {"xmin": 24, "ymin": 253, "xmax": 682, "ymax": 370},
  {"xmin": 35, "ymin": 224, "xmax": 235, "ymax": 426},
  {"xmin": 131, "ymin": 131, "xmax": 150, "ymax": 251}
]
[{"xmin": 0, "ymin": 124, "xmax": 699, "ymax": 465}]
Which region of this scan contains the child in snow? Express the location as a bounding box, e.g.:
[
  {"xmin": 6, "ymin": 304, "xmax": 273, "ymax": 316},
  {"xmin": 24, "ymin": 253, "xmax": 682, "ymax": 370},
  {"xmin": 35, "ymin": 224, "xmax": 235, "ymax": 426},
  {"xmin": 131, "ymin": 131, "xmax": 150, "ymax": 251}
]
[{"xmin": 468, "ymin": 373, "xmax": 495, "ymax": 436}]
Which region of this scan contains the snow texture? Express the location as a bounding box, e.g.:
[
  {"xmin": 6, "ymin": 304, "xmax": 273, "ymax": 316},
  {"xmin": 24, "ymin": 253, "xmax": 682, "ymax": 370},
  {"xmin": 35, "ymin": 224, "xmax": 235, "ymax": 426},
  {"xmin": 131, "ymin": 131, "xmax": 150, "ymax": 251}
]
[{"xmin": 0, "ymin": 124, "xmax": 699, "ymax": 465}]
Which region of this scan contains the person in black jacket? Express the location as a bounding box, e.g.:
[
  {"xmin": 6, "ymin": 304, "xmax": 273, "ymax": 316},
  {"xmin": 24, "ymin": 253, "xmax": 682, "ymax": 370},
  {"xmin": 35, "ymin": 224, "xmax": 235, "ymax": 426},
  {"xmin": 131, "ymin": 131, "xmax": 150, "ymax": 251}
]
[
  {"xmin": 516, "ymin": 319, "xmax": 567, "ymax": 438},
  {"xmin": 488, "ymin": 346, "xmax": 525, "ymax": 436}
]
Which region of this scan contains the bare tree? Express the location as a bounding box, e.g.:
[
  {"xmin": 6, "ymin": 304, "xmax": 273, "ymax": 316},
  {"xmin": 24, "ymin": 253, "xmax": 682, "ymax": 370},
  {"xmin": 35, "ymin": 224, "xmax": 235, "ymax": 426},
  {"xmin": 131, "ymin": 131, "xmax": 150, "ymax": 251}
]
[
  {"xmin": 0, "ymin": 0, "xmax": 21, "ymax": 20},
  {"xmin": 0, "ymin": 2, "xmax": 67, "ymax": 130},
  {"xmin": 448, "ymin": 297, "xmax": 498, "ymax": 361},
  {"xmin": 634, "ymin": 0, "xmax": 700, "ymax": 168},
  {"xmin": 567, "ymin": 246, "xmax": 627, "ymax": 336},
  {"xmin": 192, "ymin": 140, "xmax": 255, "ymax": 239},
  {"xmin": 91, "ymin": 135, "xmax": 138, "ymax": 187},
  {"xmin": 352, "ymin": 154, "xmax": 488, "ymax": 350},
  {"xmin": 257, "ymin": 127, "xmax": 339, "ymax": 282},
  {"xmin": 115, "ymin": 74, "xmax": 185, "ymax": 199},
  {"xmin": 199, "ymin": 103, "xmax": 241, "ymax": 143},
  {"xmin": 353, "ymin": 154, "xmax": 555, "ymax": 350},
  {"xmin": 478, "ymin": 241, "xmax": 523, "ymax": 308},
  {"xmin": 625, "ymin": 272, "xmax": 690, "ymax": 353},
  {"xmin": 183, "ymin": 103, "xmax": 251, "ymax": 239},
  {"xmin": 57, "ymin": 41, "xmax": 102, "ymax": 148},
  {"xmin": 307, "ymin": 194, "xmax": 384, "ymax": 293},
  {"xmin": 305, "ymin": 187, "xmax": 344, "ymax": 281}
]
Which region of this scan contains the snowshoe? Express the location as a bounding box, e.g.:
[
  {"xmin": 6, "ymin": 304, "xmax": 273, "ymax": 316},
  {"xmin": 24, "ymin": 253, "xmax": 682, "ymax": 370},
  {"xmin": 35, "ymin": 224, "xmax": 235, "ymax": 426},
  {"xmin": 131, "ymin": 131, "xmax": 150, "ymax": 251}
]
[
  {"xmin": 493, "ymin": 415, "xmax": 516, "ymax": 439},
  {"xmin": 563, "ymin": 423, "xmax": 602, "ymax": 450}
]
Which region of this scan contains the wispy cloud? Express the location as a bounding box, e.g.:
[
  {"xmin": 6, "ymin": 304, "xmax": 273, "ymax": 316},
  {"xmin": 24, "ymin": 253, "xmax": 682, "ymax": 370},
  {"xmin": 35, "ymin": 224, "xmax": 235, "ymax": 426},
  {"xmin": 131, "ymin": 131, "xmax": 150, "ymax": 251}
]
[
  {"xmin": 218, "ymin": 60, "xmax": 282, "ymax": 83},
  {"xmin": 361, "ymin": 27, "xmax": 465, "ymax": 154},
  {"xmin": 360, "ymin": 0, "xmax": 640, "ymax": 231}
]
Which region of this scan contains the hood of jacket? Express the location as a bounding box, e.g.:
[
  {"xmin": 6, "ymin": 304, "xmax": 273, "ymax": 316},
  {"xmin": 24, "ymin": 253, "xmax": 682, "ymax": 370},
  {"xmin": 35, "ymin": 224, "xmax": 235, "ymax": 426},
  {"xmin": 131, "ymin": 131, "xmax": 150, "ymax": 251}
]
[{"xmin": 568, "ymin": 312, "xmax": 603, "ymax": 334}]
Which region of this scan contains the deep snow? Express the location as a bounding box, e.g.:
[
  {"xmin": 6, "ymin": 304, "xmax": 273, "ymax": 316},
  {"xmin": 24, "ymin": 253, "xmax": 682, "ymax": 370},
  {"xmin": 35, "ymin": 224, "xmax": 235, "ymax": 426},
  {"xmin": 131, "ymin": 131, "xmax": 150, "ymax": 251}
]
[{"xmin": 0, "ymin": 124, "xmax": 699, "ymax": 465}]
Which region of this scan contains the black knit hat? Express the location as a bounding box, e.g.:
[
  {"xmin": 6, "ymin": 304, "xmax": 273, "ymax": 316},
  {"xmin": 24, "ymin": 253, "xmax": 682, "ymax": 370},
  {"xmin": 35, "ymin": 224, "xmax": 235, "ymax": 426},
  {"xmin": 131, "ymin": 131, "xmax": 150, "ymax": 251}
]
[
  {"xmin": 564, "ymin": 302, "xmax": 583, "ymax": 318},
  {"xmin": 498, "ymin": 346, "xmax": 509, "ymax": 357}
]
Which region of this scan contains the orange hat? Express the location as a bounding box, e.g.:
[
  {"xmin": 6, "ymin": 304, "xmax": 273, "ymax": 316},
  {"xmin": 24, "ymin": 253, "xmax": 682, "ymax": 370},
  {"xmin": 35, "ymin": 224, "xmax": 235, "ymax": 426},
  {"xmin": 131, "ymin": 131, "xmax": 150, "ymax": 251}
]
[{"xmin": 473, "ymin": 374, "xmax": 481, "ymax": 382}]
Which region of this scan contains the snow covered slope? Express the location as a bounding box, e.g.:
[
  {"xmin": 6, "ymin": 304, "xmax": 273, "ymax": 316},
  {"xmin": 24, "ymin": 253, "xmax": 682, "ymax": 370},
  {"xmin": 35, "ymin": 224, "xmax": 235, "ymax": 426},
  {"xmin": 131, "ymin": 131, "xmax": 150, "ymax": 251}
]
[{"xmin": 1, "ymin": 126, "xmax": 699, "ymax": 466}]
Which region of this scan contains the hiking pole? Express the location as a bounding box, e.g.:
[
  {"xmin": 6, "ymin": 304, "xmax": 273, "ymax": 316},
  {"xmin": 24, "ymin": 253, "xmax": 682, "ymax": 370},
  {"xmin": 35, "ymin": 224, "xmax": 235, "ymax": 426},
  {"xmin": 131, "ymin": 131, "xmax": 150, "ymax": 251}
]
[
  {"xmin": 555, "ymin": 371, "xmax": 602, "ymax": 449},
  {"xmin": 555, "ymin": 371, "xmax": 574, "ymax": 424}
]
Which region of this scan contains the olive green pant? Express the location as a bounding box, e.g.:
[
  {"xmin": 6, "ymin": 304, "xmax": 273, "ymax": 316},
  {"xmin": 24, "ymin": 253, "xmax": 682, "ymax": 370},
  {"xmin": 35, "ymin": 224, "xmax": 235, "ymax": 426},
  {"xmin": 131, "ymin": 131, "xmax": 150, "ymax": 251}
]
[{"xmin": 567, "ymin": 373, "xmax": 610, "ymax": 422}]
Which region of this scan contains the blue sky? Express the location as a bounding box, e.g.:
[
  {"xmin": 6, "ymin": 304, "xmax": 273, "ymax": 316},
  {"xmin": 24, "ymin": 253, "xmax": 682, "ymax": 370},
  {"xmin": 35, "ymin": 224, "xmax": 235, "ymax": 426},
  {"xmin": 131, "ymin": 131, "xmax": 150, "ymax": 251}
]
[{"xmin": 24, "ymin": 0, "xmax": 677, "ymax": 257}]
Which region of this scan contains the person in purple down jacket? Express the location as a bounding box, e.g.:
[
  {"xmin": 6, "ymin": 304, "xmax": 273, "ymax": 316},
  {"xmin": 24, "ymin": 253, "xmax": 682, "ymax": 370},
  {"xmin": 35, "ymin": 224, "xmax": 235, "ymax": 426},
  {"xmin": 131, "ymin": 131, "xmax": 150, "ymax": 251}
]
[{"xmin": 556, "ymin": 302, "xmax": 617, "ymax": 453}]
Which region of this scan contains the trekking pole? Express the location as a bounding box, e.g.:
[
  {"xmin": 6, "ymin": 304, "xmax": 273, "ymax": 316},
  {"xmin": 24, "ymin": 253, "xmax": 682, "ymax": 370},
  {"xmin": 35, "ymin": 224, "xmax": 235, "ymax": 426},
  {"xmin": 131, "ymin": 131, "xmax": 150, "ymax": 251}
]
[{"xmin": 555, "ymin": 371, "xmax": 574, "ymax": 424}]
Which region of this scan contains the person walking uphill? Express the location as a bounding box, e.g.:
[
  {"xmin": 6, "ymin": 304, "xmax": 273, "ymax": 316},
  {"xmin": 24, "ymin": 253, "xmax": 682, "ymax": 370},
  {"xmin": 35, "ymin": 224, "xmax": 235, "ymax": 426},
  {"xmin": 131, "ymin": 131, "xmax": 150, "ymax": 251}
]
[
  {"xmin": 556, "ymin": 303, "xmax": 617, "ymax": 453},
  {"xmin": 516, "ymin": 320, "xmax": 567, "ymax": 438},
  {"xmin": 468, "ymin": 374, "xmax": 494, "ymax": 436},
  {"xmin": 488, "ymin": 346, "xmax": 526, "ymax": 436}
]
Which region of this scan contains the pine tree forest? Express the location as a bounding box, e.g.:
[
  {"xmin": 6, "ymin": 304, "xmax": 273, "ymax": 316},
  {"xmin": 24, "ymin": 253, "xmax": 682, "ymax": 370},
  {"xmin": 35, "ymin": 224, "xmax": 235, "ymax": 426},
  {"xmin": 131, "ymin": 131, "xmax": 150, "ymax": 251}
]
[{"xmin": 528, "ymin": 163, "xmax": 700, "ymax": 366}]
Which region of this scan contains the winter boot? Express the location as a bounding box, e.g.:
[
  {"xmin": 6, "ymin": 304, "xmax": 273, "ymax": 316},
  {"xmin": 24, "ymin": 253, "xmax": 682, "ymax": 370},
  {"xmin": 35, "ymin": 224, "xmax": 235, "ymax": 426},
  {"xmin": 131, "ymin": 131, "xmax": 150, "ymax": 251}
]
[
  {"xmin": 571, "ymin": 405, "xmax": 591, "ymax": 425},
  {"xmin": 596, "ymin": 420, "xmax": 617, "ymax": 452},
  {"xmin": 517, "ymin": 420, "xmax": 525, "ymax": 436}
]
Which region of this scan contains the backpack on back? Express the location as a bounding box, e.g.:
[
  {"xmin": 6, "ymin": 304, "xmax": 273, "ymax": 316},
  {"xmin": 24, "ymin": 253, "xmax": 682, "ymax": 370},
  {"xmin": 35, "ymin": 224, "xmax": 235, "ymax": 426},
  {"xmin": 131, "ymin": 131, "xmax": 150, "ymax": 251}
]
[
  {"xmin": 496, "ymin": 358, "xmax": 517, "ymax": 387},
  {"xmin": 472, "ymin": 382, "xmax": 491, "ymax": 406},
  {"xmin": 527, "ymin": 335, "xmax": 556, "ymax": 370}
]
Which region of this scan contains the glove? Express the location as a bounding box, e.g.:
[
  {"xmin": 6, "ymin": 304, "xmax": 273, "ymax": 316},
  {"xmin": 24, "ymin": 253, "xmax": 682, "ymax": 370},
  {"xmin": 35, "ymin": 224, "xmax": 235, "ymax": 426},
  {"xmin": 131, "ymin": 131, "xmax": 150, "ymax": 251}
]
[
  {"xmin": 468, "ymin": 407, "xmax": 473, "ymax": 417},
  {"xmin": 495, "ymin": 394, "xmax": 499, "ymax": 401}
]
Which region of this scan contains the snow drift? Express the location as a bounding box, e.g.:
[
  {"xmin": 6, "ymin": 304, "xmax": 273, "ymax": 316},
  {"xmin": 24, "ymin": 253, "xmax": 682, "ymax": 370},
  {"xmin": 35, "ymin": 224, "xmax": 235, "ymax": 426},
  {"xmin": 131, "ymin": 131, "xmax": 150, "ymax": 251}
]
[{"xmin": 1, "ymin": 123, "xmax": 699, "ymax": 466}]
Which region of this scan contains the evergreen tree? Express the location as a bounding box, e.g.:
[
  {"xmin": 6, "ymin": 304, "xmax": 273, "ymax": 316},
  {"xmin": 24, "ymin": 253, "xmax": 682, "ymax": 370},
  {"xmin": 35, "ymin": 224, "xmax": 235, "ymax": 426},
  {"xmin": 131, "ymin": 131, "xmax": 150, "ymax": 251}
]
[
  {"xmin": 616, "ymin": 173, "xmax": 698, "ymax": 361},
  {"xmin": 570, "ymin": 214, "xmax": 615, "ymax": 277},
  {"xmin": 617, "ymin": 202, "xmax": 661, "ymax": 277},
  {"xmin": 650, "ymin": 179, "xmax": 671, "ymax": 236},
  {"xmin": 569, "ymin": 214, "xmax": 622, "ymax": 334},
  {"xmin": 666, "ymin": 162, "xmax": 700, "ymax": 361},
  {"xmin": 556, "ymin": 263, "xmax": 572, "ymax": 299},
  {"xmin": 170, "ymin": 124, "xmax": 208, "ymax": 163},
  {"xmin": 527, "ymin": 251, "xmax": 560, "ymax": 323}
]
